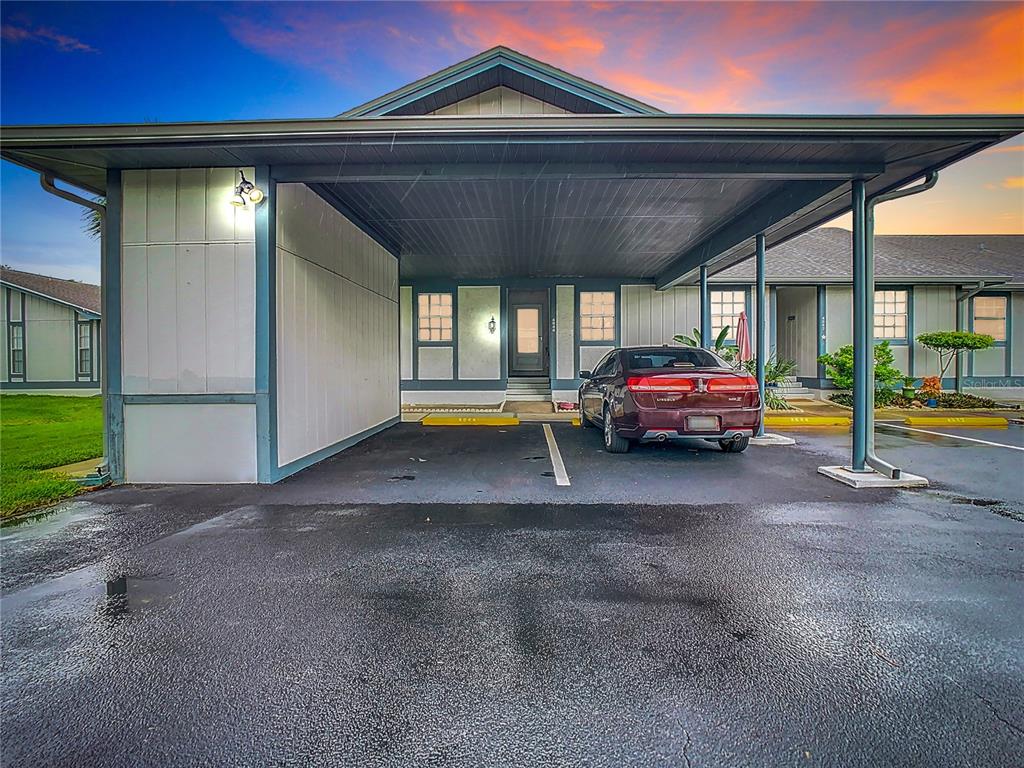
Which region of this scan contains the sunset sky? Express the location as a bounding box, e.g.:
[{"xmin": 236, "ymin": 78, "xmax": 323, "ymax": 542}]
[{"xmin": 2, "ymin": 0, "xmax": 1021, "ymax": 283}]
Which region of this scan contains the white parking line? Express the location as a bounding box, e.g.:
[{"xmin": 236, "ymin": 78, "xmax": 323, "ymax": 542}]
[
  {"xmin": 542, "ymin": 423, "xmax": 571, "ymax": 486},
  {"xmin": 876, "ymin": 423, "xmax": 1024, "ymax": 451}
]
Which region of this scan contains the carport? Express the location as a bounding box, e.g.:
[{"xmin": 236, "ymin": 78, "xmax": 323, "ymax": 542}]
[{"xmin": 2, "ymin": 111, "xmax": 1020, "ymax": 485}]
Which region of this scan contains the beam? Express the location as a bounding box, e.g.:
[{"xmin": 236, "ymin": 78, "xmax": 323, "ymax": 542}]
[
  {"xmin": 272, "ymin": 162, "xmax": 885, "ymax": 184},
  {"xmin": 655, "ymin": 180, "xmax": 843, "ymax": 290}
]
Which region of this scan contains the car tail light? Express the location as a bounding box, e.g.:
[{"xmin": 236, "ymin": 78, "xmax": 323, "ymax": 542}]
[
  {"xmin": 706, "ymin": 375, "xmax": 758, "ymax": 392},
  {"xmin": 626, "ymin": 376, "xmax": 695, "ymax": 392}
]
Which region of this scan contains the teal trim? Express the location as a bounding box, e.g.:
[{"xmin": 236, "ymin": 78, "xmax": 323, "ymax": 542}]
[
  {"xmin": 0, "ymin": 380, "xmax": 100, "ymax": 390},
  {"xmin": 123, "ymin": 393, "xmax": 258, "ymax": 405},
  {"xmin": 573, "ymin": 282, "xmax": 622, "ymax": 377},
  {"xmin": 254, "ymin": 167, "xmax": 277, "ymax": 483},
  {"xmin": 272, "ymin": 416, "xmax": 399, "ymax": 482},
  {"xmin": 103, "ymin": 169, "xmax": 124, "ymax": 483},
  {"xmin": 755, "ymin": 233, "xmax": 766, "ymax": 437},
  {"xmin": 873, "ymin": 285, "xmax": 912, "ymax": 346},
  {"xmin": 410, "ymin": 286, "xmax": 459, "ymax": 384}
]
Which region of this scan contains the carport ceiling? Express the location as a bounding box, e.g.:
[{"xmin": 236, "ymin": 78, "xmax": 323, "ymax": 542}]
[{"xmin": 2, "ymin": 114, "xmax": 1019, "ymax": 286}]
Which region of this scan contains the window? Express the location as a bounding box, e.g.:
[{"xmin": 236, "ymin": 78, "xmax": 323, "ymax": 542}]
[
  {"xmin": 417, "ymin": 293, "xmax": 452, "ymax": 342},
  {"xmin": 77, "ymin": 322, "xmax": 92, "ymax": 376},
  {"xmin": 580, "ymin": 291, "xmax": 615, "ymax": 341},
  {"xmin": 874, "ymin": 289, "xmax": 908, "ymax": 340},
  {"xmin": 626, "ymin": 348, "xmax": 727, "ymax": 370},
  {"xmin": 9, "ymin": 325, "xmax": 24, "ymax": 376},
  {"xmin": 711, "ymin": 290, "xmax": 745, "ymax": 341},
  {"xmin": 973, "ymin": 296, "xmax": 1006, "ymax": 341},
  {"xmin": 592, "ymin": 352, "xmax": 618, "ymax": 377}
]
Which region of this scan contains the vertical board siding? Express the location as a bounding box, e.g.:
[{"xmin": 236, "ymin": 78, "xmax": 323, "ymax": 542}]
[
  {"xmin": 429, "ymin": 86, "xmax": 568, "ymax": 116},
  {"xmin": 621, "ymin": 284, "xmax": 700, "ymax": 346},
  {"xmin": 120, "ymin": 168, "xmax": 256, "ymax": 394},
  {"xmin": 774, "ymin": 287, "xmax": 817, "ymax": 375},
  {"xmin": 1013, "ymin": 294, "xmax": 1024, "ymax": 376},
  {"xmin": 912, "ymin": 286, "xmax": 955, "ymax": 377},
  {"xmin": 23, "ymin": 293, "xmax": 75, "ymax": 382},
  {"xmin": 399, "ymin": 286, "xmax": 413, "ymax": 380},
  {"xmin": 275, "ymin": 183, "xmax": 399, "ymax": 468},
  {"xmin": 457, "ymin": 286, "xmax": 501, "ymax": 380},
  {"xmin": 825, "ymin": 286, "xmax": 853, "ymax": 351},
  {"xmin": 555, "ymin": 285, "xmax": 575, "ymax": 379}
]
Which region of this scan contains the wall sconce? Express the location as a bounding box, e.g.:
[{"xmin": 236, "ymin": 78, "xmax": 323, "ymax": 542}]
[
  {"xmin": 488, "ymin": 316, "xmax": 497, "ymax": 334},
  {"xmin": 230, "ymin": 170, "xmax": 265, "ymax": 207}
]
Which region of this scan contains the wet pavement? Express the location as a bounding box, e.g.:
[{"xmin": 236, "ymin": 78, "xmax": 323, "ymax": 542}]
[{"xmin": 2, "ymin": 425, "xmax": 1023, "ymax": 766}]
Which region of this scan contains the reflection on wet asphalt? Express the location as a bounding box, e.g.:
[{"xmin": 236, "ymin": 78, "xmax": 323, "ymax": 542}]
[{"xmin": 2, "ymin": 493, "xmax": 1022, "ymax": 767}]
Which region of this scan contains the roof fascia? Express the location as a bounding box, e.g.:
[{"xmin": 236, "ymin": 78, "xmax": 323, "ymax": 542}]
[{"xmin": 339, "ymin": 48, "xmax": 659, "ymax": 118}]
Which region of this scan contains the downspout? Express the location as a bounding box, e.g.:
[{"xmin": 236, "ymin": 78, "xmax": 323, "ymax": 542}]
[
  {"xmin": 38, "ymin": 174, "xmax": 110, "ymax": 475},
  {"xmin": 863, "ymin": 172, "xmax": 938, "ymax": 479},
  {"xmin": 956, "ymin": 280, "xmax": 1006, "ymax": 392}
]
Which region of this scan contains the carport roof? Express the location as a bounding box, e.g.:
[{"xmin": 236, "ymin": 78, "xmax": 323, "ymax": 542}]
[{"xmin": 2, "ymin": 113, "xmax": 1021, "ymax": 286}]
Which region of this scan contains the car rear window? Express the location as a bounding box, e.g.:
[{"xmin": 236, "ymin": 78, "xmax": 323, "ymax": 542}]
[{"xmin": 626, "ymin": 348, "xmax": 726, "ymax": 370}]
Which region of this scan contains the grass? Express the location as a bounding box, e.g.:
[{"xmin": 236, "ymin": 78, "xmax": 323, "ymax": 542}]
[{"xmin": 1, "ymin": 395, "xmax": 103, "ymax": 520}]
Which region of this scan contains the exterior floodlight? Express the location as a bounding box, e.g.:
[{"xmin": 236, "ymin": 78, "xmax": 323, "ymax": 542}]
[
  {"xmin": 488, "ymin": 316, "xmax": 497, "ymax": 334},
  {"xmin": 232, "ymin": 170, "xmax": 264, "ymax": 207}
]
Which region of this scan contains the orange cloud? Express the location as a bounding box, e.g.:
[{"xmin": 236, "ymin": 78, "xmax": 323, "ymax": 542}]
[
  {"xmin": 867, "ymin": 5, "xmax": 1024, "ymax": 112},
  {"xmin": 447, "ymin": 2, "xmax": 606, "ymax": 61},
  {"xmin": 1002, "ymin": 177, "xmax": 1024, "ymax": 189}
]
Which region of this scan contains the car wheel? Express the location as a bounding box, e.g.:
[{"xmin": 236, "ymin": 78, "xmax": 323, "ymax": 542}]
[
  {"xmin": 603, "ymin": 405, "xmax": 631, "ymax": 453},
  {"xmin": 719, "ymin": 436, "xmax": 750, "ymax": 453}
]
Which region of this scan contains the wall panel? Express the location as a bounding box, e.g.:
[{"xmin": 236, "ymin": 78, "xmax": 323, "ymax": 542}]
[
  {"xmin": 275, "ymin": 183, "xmax": 399, "ymax": 468},
  {"xmin": 457, "ymin": 286, "xmax": 501, "ymax": 380},
  {"xmin": 555, "ymin": 285, "xmax": 575, "ymax": 379}
]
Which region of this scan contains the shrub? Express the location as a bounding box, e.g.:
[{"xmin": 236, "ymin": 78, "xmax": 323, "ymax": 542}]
[
  {"xmin": 916, "ymin": 331, "xmax": 994, "ymax": 379},
  {"xmin": 817, "ymin": 341, "xmax": 902, "ymax": 391},
  {"xmin": 920, "ymin": 375, "xmax": 942, "ymax": 398},
  {"xmin": 936, "ymin": 392, "xmax": 996, "ymax": 409}
]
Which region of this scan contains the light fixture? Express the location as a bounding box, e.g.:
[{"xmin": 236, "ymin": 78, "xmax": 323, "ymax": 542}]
[
  {"xmin": 230, "ymin": 170, "xmax": 264, "ymax": 207},
  {"xmin": 488, "ymin": 316, "xmax": 497, "ymax": 334}
]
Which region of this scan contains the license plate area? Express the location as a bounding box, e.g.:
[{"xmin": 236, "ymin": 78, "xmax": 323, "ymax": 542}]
[{"xmin": 686, "ymin": 415, "xmax": 720, "ymax": 431}]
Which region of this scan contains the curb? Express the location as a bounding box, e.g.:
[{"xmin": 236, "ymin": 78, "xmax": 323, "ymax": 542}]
[{"xmin": 903, "ymin": 416, "xmax": 1008, "ymax": 428}]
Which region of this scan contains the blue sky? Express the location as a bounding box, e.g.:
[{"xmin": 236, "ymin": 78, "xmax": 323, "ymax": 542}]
[{"xmin": 2, "ymin": 1, "xmax": 1021, "ymax": 284}]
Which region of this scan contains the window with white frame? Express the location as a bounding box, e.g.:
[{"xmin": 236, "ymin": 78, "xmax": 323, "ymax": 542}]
[
  {"xmin": 874, "ymin": 289, "xmax": 908, "ymax": 340},
  {"xmin": 77, "ymin": 322, "xmax": 92, "ymax": 377},
  {"xmin": 9, "ymin": 325, "xmax": 24, "ymax": 376},
  {"xmin": 973, "ymin": 295, "xmax": 1006, "ymax": 341},
  {"xmin": 711, "ymin": 290, "xmax": 745, "ymax": 341},
  {"xmin": 417, "ymin": 293, "xmax": 453, "ymax": 342},
  {"xmin": 580, "ymin": 291, "xmax": 615, "ymax": 341}
]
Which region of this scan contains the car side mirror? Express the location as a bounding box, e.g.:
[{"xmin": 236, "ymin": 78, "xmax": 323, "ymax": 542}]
[{"xmin": 579, "ymin": 370, "xmax": 592, "ymax": 379}]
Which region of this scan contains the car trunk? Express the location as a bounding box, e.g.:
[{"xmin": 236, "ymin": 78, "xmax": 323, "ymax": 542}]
[{"xmin": 626, "ymin": 368, "xmax": 759, "ymax": 409}]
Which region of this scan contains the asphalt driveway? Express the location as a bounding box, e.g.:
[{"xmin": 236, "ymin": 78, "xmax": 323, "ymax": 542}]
[{"xmin": 2, "ymin": 424, "xmax": 1022, "ymax": 767}]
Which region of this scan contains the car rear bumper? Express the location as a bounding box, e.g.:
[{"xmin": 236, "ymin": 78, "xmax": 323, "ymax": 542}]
[{"xmin": 616, "ymin": 406, "xmax": 762, "ymax": 440}]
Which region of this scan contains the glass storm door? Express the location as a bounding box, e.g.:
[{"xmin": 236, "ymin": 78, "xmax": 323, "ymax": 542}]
[{"xmin": 512, "ymin": 304, "xmax": 544, "ymax": 373}]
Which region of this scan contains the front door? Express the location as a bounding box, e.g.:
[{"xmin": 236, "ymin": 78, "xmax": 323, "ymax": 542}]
[{"xmin": 508, "ymin": 290, "xmax": 549, "ymax": 376}]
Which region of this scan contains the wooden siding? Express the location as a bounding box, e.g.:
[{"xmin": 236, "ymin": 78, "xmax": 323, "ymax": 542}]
[
  {"xmin": 457, "ymin": 286, "xmax": 501, "ymax": 380},
  {"xmin": 276, "ymin": 183, "xmax": 399, "ymax": 467},
  {"xmin": 555, "ymin": 285, "xmax": 575, "ymax": 380},
  {"xmin": 775, "ymin": 287, "xmax": 817, "ymax": 376},
  {"xmin": 912, "ymin": 286, "xmax": 955, "ymax": 377},
  {"xmin": 121, "ymin": 168, "xmax": 256, "ymax": 394},
  {"xmin": 399, "ymin": 286, "xmax": 413, "ymax": 380},
  {"xmin": 430, "ymin": 86, "xmax": 567, "ymax": 116}
]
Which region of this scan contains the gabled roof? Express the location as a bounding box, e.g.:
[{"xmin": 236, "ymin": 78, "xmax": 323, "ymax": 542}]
[
  {"xmin": 339, "ymin": 46, "xmax": 661, "ymax": 117},
  {"xmin": 717, "ymin": 228, "xmax": 1023, "ymax": 285},
  {"xmin": 1, "ymin": 267, "xmax": 101, "ymax": 315}
]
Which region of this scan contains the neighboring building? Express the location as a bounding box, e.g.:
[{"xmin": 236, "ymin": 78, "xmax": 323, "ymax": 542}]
[
  {"xmin": 1, "ymin": 46, "xmax": 1019, "ymax": 483},
  {"xmin": 1, "ymin": 267, "xmax": 101, "ymax": 394}
]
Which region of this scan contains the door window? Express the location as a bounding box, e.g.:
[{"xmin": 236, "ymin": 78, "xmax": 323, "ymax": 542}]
[{"xmin": 516, "ymin": 307, "xmax": 540, "ymax": 353}]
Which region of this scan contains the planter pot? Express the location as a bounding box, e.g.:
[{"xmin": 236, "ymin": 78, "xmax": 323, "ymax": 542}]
[
  {"xmin": 902, "ymin": 387, "xmax": 916, "ymax": 399},
  {"xmin": 926, "ymin": 398, "xmax": 938, "ymax": 408}
]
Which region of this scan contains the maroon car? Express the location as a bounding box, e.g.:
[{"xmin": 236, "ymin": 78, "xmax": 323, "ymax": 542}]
[{"xmin": 578, "ymin": 346, "xmax": 761, "ymax": 453}]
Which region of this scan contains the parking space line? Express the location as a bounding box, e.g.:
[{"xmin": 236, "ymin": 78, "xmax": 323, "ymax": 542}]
[
  {"xmin": 876, "ymin": 423, "xmax": 1024, "ymax": 451},
  {"xmin": 542, "ymin": 424, "xmax": 571, "ymax": 487}
]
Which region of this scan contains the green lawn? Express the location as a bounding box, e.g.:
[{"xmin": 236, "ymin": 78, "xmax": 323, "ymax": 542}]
[{"xmin": 1, "ymin": 395, "xmax": 103, "ymax": 519}]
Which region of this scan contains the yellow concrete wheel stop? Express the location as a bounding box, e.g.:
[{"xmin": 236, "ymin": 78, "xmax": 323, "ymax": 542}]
[
  {"xmin": 421, "ymin": 414, "xmax": 520, "ymax": 426},
  {"xmin": 904, "ymin": 416, "xmax": 1007, "ymax": 428}
]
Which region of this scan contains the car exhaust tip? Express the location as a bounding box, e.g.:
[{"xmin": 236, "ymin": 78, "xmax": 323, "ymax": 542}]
[{"xmin": 656, "ymin": 433, "xmax": 667, "ymax": 442}]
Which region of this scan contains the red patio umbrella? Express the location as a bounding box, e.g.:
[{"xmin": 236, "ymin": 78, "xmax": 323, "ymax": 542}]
[{"xmin": 735, "ymin": 310, "xmax": 753, "ymax": 363}]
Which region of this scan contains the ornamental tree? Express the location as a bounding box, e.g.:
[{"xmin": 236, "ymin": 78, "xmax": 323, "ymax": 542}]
[
  {"xmin": 915, "ymin": 331, "xmax": 994, "ymax": 384},
  {"xmin": 816, "ymin": 340, "xmax": 903, "ymax": 391}
]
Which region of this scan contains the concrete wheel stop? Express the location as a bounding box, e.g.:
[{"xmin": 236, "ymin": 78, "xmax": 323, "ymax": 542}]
[
  {"xmin": 817, "ymin": 465, "xmax": 928, "ymax": 488},
  {"xmin": 750, "ymin": 433, "xmax": 796, "ymax": 446}
]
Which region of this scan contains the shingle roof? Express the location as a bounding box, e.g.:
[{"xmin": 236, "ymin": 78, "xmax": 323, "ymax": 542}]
[
  {"xmin": 716, "ymin": 228, "xmax": 1023, "ymax": 284},
  {"xmin": 0, "ymin": 267, "xmax": 101, "ymax": 315}
]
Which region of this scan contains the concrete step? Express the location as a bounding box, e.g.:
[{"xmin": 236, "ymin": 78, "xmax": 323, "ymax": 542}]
[{"xmin": 504, "ymin": 393, "xmax": 551, "ymax": 401}]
